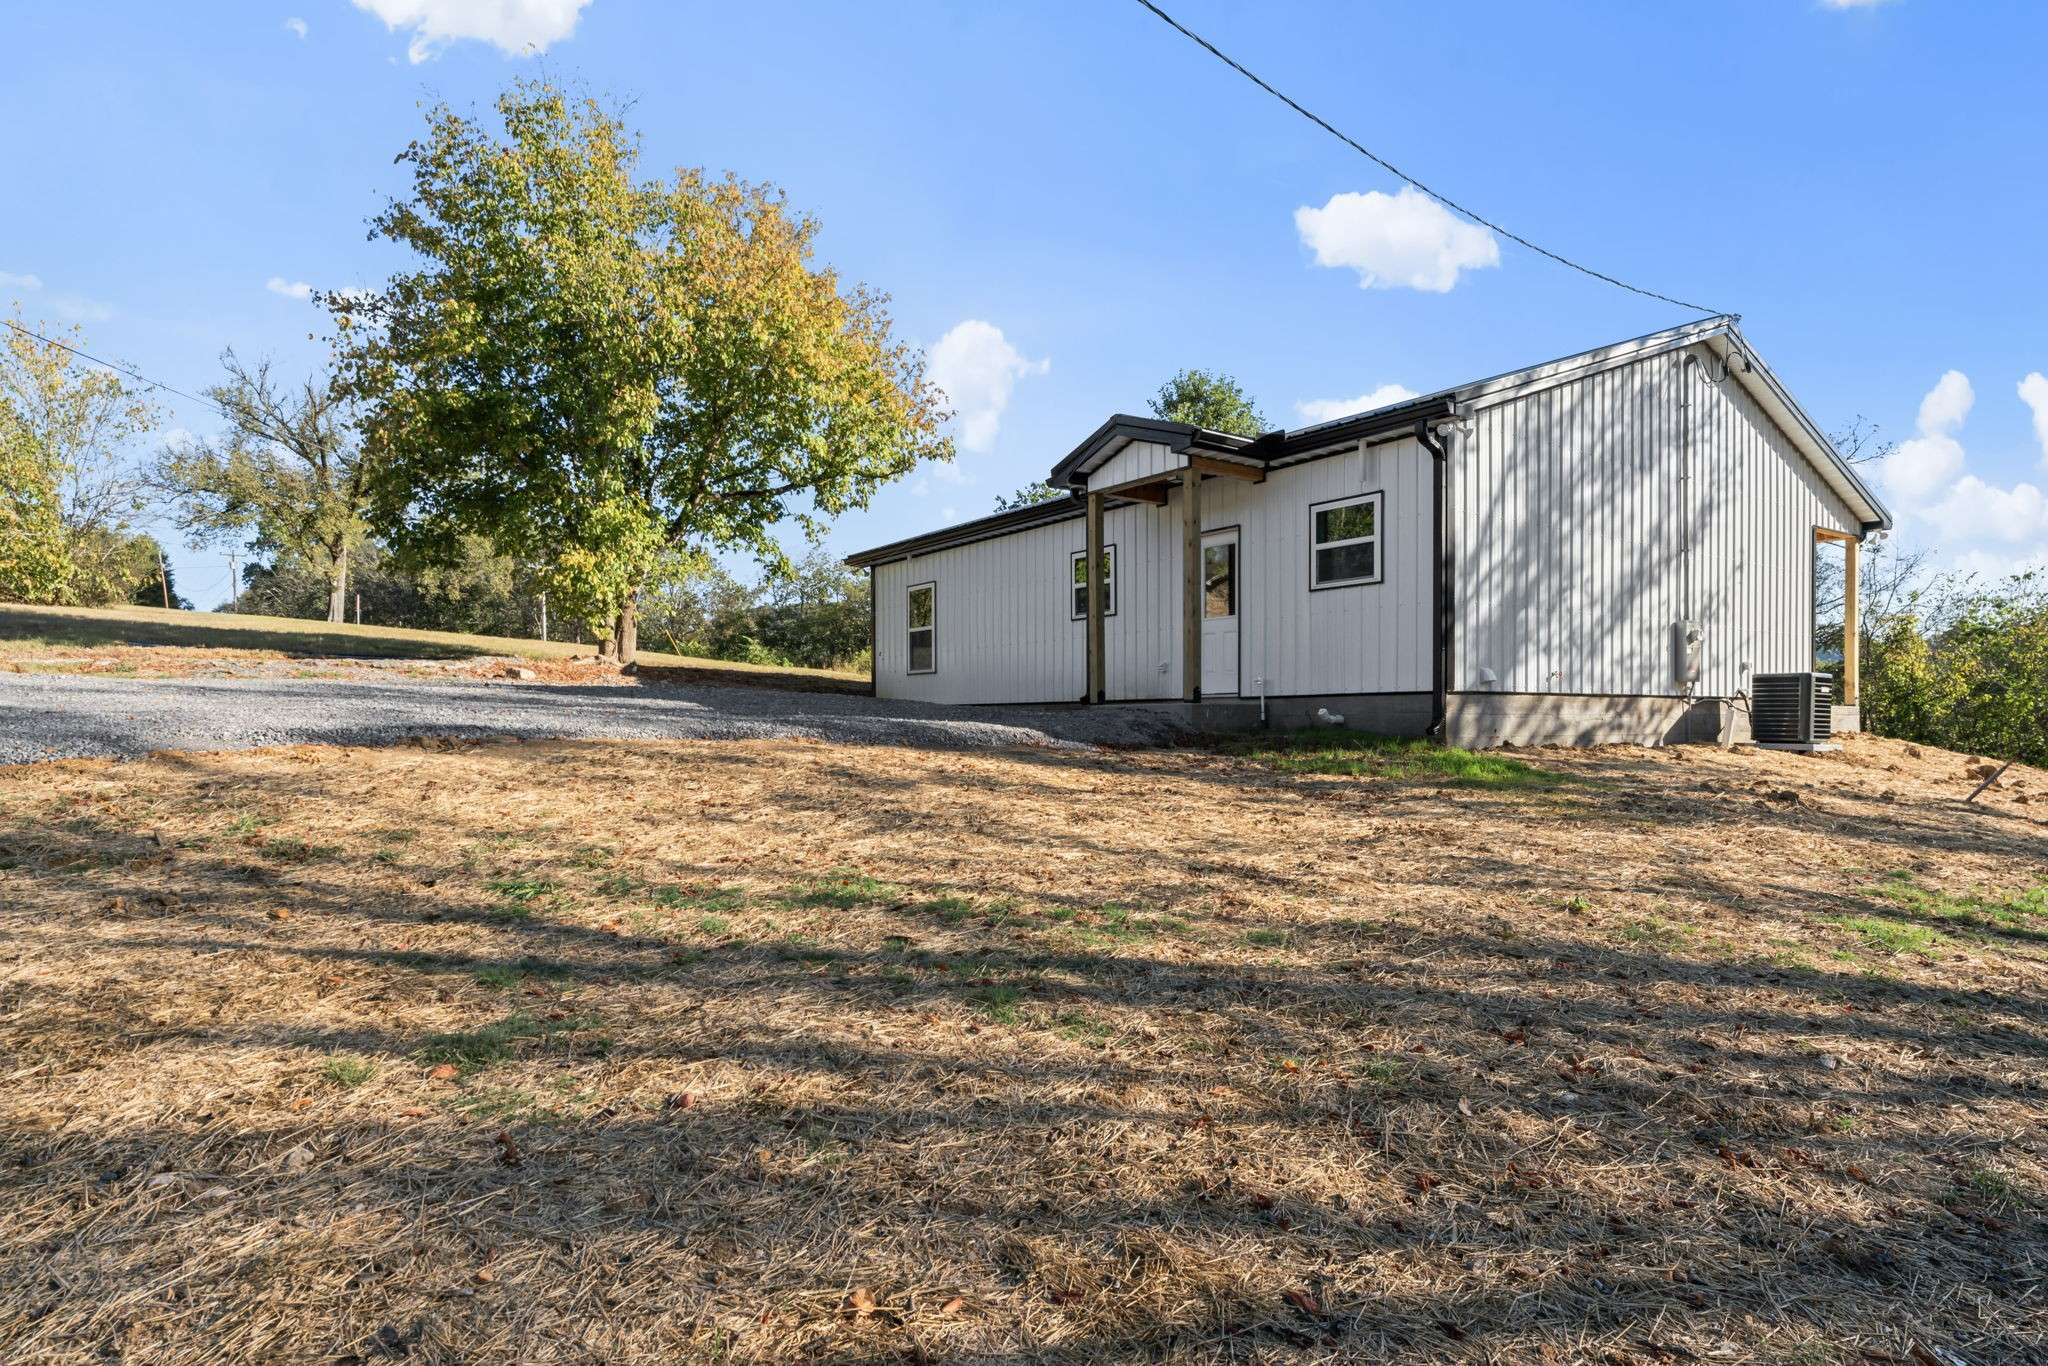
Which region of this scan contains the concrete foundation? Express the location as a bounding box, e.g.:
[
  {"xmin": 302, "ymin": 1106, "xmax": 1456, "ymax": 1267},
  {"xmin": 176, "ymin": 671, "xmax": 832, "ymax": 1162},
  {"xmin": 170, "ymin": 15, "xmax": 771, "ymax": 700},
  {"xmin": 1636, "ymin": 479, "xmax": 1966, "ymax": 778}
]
[
  {"xmin": 1831, "ymin": 705, "xmax": 1861, "ymax": 735},
  {"xmin": 1446, "ymin": 692, "xmax": 1751, "ymax": 749},
  {"xmin": 1261, "ymin": 692, "xmax": 1434, "ymax": 736}
]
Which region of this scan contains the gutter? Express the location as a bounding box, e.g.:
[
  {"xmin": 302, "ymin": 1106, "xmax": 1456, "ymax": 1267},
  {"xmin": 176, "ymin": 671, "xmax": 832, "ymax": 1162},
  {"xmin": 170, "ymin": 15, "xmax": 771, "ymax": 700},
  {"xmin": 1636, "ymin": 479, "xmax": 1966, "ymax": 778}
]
[{"xmin": 1416, "ymin": 417, "xmax": 1454, "ymax": 739}]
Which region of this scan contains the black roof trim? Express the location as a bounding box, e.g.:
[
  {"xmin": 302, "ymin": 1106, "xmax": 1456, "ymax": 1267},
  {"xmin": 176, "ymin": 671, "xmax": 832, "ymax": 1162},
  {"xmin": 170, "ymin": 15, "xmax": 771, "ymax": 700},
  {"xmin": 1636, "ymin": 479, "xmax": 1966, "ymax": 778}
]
[
  {"xmin": 1047, "ymin": 414, "xmax": 1259, "ymax": 490},
  {"xmin": 1259, "ymin": 394, "xmax": 1458, "ymax": 461},
  {"xmin": 844, "ymin": 494, "xmax": 1087, "ymax": 568}
]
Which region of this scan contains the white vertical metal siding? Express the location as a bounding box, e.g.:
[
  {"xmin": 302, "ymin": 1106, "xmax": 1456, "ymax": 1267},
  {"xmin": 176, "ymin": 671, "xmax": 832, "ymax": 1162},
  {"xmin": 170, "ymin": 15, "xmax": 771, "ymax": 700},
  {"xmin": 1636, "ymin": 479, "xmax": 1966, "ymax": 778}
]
[
  {"xmin": 872, "ymin": 516, "xmax": 1088, "ymax": 705},
  {"xmin": 1451, "ymin": 344, "xmax": 1857, "ymax": 699},
  {"xmin": 1088, "ymin": 440, "xmax": 1181, "ymax": 490},
  {"xmin": 872, "ymin": 438, "xmax": 1435, "ymax": 704},
  {"xmin": 1210, "ymin": 438, "xmax": 1433, "ymax": 698}
]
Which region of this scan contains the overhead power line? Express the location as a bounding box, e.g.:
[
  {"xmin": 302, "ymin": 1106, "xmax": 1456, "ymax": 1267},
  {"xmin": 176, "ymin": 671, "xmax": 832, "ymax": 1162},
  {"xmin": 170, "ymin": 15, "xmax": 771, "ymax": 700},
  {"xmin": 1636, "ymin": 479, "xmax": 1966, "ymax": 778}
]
[
  {"xmin": 0, "ymin": 317, "xmax": 299, "ymax": 451},
  {"xmin": 1127, "ymin": 0, "xmax": 1721, "ymax": 317}
]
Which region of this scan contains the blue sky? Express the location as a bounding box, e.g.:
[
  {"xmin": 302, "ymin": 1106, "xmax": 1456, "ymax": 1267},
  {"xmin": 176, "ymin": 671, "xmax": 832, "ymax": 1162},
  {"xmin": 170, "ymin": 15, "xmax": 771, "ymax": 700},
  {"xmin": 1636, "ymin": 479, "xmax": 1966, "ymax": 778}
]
[{"xmin": 5, "ymin": 0, "xmax": 2046, "ymax": 608}]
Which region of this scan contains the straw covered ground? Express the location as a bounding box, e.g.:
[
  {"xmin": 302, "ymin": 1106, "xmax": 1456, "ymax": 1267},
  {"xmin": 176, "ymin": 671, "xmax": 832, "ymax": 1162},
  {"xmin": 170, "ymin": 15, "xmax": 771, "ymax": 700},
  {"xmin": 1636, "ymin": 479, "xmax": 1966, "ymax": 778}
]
[{"xmin": 1, "ymin": 731, "xmax": 2043, "ymax": 1363}]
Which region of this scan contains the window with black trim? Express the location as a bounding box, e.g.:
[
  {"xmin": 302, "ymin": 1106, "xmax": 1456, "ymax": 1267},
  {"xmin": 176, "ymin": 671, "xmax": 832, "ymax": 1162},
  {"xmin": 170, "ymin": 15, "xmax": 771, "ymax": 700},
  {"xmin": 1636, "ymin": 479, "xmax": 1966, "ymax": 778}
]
[
  {"xmin": 906, "ymin": 581, "xmax": 936, "ymax": 673},
  {"xmin": 1310, "ymin": 492, "xmax": 1382, "ymax": 589},
  {"xmin": 1070, "ymin": 545, "xmax": 1116, "ymax": 620}
]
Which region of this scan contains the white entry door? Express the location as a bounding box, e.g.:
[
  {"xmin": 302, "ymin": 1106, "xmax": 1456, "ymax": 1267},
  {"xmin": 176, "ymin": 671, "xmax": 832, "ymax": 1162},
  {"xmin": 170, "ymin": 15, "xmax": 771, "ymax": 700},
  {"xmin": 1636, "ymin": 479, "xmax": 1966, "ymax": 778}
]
[{"xmin": 1200, "ymin": 528, "xmax": 1240, "ymax": 697}]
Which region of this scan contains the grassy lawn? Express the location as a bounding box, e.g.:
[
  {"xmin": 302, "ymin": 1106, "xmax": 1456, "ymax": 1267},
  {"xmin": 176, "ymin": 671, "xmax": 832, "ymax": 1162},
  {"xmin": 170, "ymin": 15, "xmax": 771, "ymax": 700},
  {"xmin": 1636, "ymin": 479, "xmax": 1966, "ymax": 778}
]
[
  {"xmin": 1215, "ymin": 730, "xmax": 1570, "ymax": 789},
  {"xmin": 0, "ymin": 601, "xmax": 866, "ymax": 691},
  {"xmin": 1, "ymin": 733, "xmax": 2043, "ymax": 1361}
]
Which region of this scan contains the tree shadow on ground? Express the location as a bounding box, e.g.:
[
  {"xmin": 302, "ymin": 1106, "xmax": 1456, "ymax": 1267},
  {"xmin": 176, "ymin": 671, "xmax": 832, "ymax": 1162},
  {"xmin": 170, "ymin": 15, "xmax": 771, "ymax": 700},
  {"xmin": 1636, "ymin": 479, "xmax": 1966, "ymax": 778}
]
[{"xmin": 1, "ymin": 738, "xmax": 2043, "ymax": 1363}]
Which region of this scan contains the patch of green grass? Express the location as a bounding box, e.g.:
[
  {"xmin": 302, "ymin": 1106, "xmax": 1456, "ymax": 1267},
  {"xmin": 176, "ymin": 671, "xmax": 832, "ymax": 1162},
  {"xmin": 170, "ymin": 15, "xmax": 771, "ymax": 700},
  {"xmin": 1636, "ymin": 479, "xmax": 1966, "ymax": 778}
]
[
  {"xmin": 783, "ymin": 870, "xmax": 890, "ymax": 910},
  {"xmin": 1559, "ymin": 896, "xmax": 1595, "ymax": 914},
  {"xmin": 1360, "ymin": 1058, "xmax": 1412, "ymax": 1089},
  {"xmin": 1828, "ymin": 914, "xmax": 1943, "ymax": 958},
  {"xmin": 650, "ymin": 884, "xmax": 746, "ymax": 915},
  {"xmin": 1242, "ymin": 928, "xmax": 1290, "ymax": 949},
  {"xmin": 260, "ymin": 837, "xmax": 341, "ymax": 863},
  {"xmin": 593, "ymin": 872, "xmax": 639, "ymax": 897},
  {"xmin": 1614, "ymin": 915, "xmax": 1691, "ymax": 948},
  {"xmin": 415, "ymin": 1011, "xmax": 604, "ymax": 1076},
  {"xmin": 370, "ymin": 849, "xmax": 401, "ymax": 866},
  {"xmin": 970, "ymin": 985, "xmax": 1023, "ymax": 1024},
  {"xmin": 485, "ymin": 875, "xmax": 558, "ymax": 919},
  {"xmin": 471, "ymin": 958, "xmax": 570, "ymax": 990},
  {"xmin": 1956, "ymin": 1165, "xmax": 2032, "ymax": 1212},
  {"xmin": 224, "ymin": 813, "xmax": 273, "ymax": 837},
  {"xmin": 567, "ymin": 845, "xmax": 614, "ymax": 869},
  {"xmin": 1054, "ymin": 1011, "xmax": 1114, "ymax": 1047},
  {"xmin": 1216, "ymin": 733, "xmax": 1568, "ymax": 790},
  {"xmin": 444, "ymin": 1084, "xmax": 586, "ymax": 1124},
  {"xmin": 1872, "ymin": 872, "xmax": 2048, "ymax": 936},
  {"xmin": 696, "ymin": 914, "xmax": 731, "ymax": 937},
  {"xmin": 320, "ymin": 1056, "xmax": 376, "ymax": 1088},
  {"xmin": 921, "ymin": 895, "xmax": 978, "ymax": 925}
]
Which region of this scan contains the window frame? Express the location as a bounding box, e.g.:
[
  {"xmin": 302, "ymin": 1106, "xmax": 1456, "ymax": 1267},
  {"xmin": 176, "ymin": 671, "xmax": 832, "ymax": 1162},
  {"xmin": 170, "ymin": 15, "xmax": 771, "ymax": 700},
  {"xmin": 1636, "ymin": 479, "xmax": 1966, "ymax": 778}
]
[
  {"xmin": 1201, "ymin": 529, "xmax": 1239, "ymax": 621},
  {"xmin": 906, "ymin": 580, "xmax": 937, "ymax": 674},
  {"xmin": 1069, "ymin": 543, "xmax": 1117, "ymax": 621},
  {"xmin": 1308, "ymin": 490, "xmax": 1385, "ymax": 591}
]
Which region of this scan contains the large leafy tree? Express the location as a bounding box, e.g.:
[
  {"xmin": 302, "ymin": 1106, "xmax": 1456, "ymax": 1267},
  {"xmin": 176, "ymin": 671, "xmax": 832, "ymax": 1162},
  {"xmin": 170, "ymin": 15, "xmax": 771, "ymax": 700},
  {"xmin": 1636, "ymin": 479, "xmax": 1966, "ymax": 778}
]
[
  {"xmin": 333, "ymin": 81, "xmax": 950, "ymax": 662},
  {"xmin": 0, "ymin": 313, "xmax": 157, "ymax": 604},
  {"xmin": 1148, "ymin": 368, "xmax": 1269, "ymax": 437},
  {"xmin": 156, "ymin": 354, "xmax": 371, "ymax": 623}
]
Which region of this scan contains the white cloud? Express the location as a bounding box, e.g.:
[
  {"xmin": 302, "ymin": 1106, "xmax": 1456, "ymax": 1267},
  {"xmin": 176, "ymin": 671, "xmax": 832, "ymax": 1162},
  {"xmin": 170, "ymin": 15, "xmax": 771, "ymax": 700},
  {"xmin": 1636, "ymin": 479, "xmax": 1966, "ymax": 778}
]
[
  {"xmin": 1924, "ymin": 475, "xmax": 2048, "ymax": 546},
  {"xmin": 940, "ymin": 505, "xmax": 962, "ymax": 525},
  {"xmin": 265, "ymin": 277, "xmax": 314, "ymax": 302},
  {"xmin": 1878, "ymin": 369, "xmax": 1971, "ymax": 499},
  {"xmin": 927, "ymin": 319, "xmax": 1048, "ymax": 457},
  {"xmin": 2019, "ymin": 372, "xmax": 2048, "ymax": 467},
  {"xmin": 1821, "ymin": 0, "xmax": 1893, "ymax": 9},
  {"xmin": 1880, "ymin": 369, "xmax": 2048, "ymax": 573},
  {"xmin": 1294, "ymin": 383, "xmax": 1419, "ymax": 425},
  {"xmin": 0, "ymin": 270, "xmax": 43, "ymax": 291},
  {"xmin": 49, "ymin": 294, "xmax": 113, "ymax": 323},
  {"xmin": 284, "ymin": 16, "xmax": 308, "ymax": 38},
  {"xmin": 351, "ymin": 0, "xmax": 592, "ymax": 63},
  {"xmin": 1294, "ymin": 187, "xmax": 1500, "ymax": 293},
  {"xmin": 1917, "ymin": 368, "xmax": 1972, "ymax": 436}
]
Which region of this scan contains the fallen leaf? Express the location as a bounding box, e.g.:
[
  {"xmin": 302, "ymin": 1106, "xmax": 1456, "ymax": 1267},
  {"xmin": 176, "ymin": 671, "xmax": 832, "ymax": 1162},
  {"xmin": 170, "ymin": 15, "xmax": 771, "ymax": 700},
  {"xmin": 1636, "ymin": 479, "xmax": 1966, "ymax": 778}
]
[
  {"xmin": 474, "ymin": 1267, "xmax": 496, "ymax": 1284},
  {"xmin": 494, "ymin": 1131, "xmax": 522, "ymax": 1167},
  {"xmin": 1283, "ymin": 1288, "xmax": 1321, "ymax": 1314},
  {"xmin": 846, "ymin": 1285, "xmax": 876, "ymax": 1319},
  {"xmin": 938, "ymin": 1296, "xmax": 965, "ymax": 1315},
  {"xmin": 428, "ymin": 1064, "xmax": 459, "ymax": 1082},
  {"xmin": 268, "ymin": 906, "xmax": 290, "ymax": 922}
]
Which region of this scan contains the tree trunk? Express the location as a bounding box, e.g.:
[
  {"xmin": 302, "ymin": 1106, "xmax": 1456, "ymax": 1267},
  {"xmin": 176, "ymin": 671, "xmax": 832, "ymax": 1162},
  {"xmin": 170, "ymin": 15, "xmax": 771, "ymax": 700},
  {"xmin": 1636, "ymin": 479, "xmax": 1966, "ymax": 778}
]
[
  {"xmin": 612, "ymin": 590, "xmax": 639, "ymax": 666},
  {"xmin": 327, "ymin": 544, "xmax": 349, "ymax": 625}
]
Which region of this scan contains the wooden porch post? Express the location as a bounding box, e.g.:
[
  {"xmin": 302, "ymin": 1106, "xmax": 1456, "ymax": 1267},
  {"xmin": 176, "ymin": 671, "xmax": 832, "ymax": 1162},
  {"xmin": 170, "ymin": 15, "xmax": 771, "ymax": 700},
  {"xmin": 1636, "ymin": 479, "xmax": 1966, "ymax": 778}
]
[
  {"xmin": 1182, "ymin": 468, "xmax": 1202, "ymax": 702},
  {"xmin": 1842, "ymin": 535, "xmax": 1860, "ymax": 707},
  {"xmin": 1086, "ymin": 490, "xmax": 1105, "ymax": 704}
]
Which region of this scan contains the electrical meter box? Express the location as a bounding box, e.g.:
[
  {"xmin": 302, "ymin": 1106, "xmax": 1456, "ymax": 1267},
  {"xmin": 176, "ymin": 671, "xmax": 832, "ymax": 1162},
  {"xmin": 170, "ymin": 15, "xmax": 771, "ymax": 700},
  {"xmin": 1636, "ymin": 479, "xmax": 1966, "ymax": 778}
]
[{"xmin": 1672, "ymin": 620, "xmax": 1702, "ymax": 684}]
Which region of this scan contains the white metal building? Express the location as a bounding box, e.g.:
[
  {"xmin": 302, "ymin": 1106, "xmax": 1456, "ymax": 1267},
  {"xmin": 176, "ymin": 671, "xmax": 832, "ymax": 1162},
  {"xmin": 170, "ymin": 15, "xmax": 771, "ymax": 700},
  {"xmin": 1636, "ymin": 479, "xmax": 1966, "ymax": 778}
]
[{"xmin": 846, "ymin": 317, "xmax": 1892, "ymax": 747}]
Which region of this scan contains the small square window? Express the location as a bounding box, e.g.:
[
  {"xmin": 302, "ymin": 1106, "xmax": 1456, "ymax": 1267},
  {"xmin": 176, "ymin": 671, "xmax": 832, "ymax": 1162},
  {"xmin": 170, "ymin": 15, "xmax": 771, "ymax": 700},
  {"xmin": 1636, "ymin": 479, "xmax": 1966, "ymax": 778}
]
[
  {"xmin": 1070, "ymin": 545, "xmax": 1116, "ymax": 619},
  {"xmin": 1310, "ymin": 492, "xmax": 1383, "ymax": 589}
]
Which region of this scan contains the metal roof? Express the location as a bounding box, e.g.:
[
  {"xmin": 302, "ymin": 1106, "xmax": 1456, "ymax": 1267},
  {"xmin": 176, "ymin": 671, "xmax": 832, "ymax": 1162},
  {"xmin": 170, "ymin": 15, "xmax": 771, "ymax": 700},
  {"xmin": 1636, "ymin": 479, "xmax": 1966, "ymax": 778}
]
[{"xmin": 844, "ymin": 317, "xmax": 1892, "ymax": 567}]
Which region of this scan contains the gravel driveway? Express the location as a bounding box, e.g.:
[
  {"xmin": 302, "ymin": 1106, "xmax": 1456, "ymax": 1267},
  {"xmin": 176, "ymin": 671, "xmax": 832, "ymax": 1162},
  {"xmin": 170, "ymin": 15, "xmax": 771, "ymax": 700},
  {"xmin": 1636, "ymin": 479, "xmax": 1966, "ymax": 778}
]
[{"xmin": 0, "ymin": 672, "xmax": 1194, "ymax": 764}]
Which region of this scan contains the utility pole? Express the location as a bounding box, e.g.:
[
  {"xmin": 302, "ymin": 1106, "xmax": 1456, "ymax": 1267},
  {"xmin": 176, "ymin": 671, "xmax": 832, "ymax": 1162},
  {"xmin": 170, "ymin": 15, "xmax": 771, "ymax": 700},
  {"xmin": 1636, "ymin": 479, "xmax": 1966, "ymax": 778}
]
[
  {"xmin": 538, "ymin": 592, "xmax": 548, "ymax": 643},
  {"xmin": 354, "ymin": 591, "xmax": 362, "ymax": 625},
  {"xmin": 154, "ymin": 543, "xmax": 171, "ymax": 610},
  {"xmin": 226, "ymin": 552, "xmax": 238, "ymax": 612}
]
